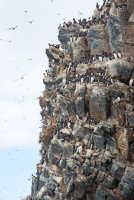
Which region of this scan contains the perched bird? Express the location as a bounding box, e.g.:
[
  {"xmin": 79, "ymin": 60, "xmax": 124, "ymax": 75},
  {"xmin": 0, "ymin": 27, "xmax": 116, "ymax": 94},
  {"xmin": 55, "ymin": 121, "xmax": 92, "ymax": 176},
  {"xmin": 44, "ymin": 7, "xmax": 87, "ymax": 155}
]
[
  {"xmin": 91, "ymin": 76, "xmax": 95, "ymax": 83},
  {"xmin": 62, "ymin": 78, "xmax": 66, "ymax": 84},
  {"xmin": 67, "ymin": 122, "xmax": 71, "ymax": 129},
  {"xmin": 8, "ymin": 26, "xmax": 18, "ymax": 30},
  {"xmin": 110, "ymin": 78, "xmax": 114, "ymax": 84},
  {"xmin": 113, "ymin": 51, "xmax": 118, "ymax": 59},
  {"xmin": 76, "ymin": 146, "xmax": 83, "ymax": 154},
  {"xmin": 98, "ymin": 55, "xmax": 103, "ymax": 62},
  {"xmin": 129, "ymin": 78, "xmax": 134, "ymax": 86},
  {"xmin": 96, "ymin": 2, "xmax": 100, "ymax": 9},
  {"xmin": 80, "ymin": 77, "xmax": 84, "ymax": 84},
  {"xmin": 117, "ymin": 52, "xmax": 122, "ymax": 58}
]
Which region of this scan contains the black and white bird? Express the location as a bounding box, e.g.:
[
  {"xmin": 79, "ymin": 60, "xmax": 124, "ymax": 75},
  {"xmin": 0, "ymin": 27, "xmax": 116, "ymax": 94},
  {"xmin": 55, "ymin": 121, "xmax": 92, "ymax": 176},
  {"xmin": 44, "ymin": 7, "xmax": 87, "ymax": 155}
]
[
  {"xmin": 91, "ymin": 75, "xmax": 95, "ymax": 83},
  {"xmin": 129, "ymin": 78, "xmax": 134, "ymax": 86},
  {"xmin": 117, "ymin": 52, "xmax": 122, "ymax": 58},
  {"xmin": 80, "ymin": 77, "xmax": 84, "ymax": 84},
  {"xmin": 67, "ymin": 122, "xmax": 71, "ymax": 129},
  {"xmin": 110, "ymin": 78, "xmax": 114, "ymax": 84},
  {"xmin": 76, "ymin": 145, "xmax": 83, "ymax": 154},
  {"xmin": 113, "ymin": 51, "xmax": 118, "ymax": 59},
  {"xmin": 96, "ymin": 2, "xmax": 100, "ymax": 9},
  {"xmin": 62, "ymin": 78, "xmax": 66, "ymax": 84},
  {"xmin": 98, "ymin": 55, "xmax": 103, "ymax": 62}
]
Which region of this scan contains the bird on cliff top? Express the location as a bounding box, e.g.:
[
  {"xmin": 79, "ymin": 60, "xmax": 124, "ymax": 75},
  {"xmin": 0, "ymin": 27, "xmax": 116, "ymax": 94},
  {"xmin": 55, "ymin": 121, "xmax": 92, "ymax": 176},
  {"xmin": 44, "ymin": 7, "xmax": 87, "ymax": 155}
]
[{"xmin": 96, "ymin": 2, "xmax": 100, "ymax": 9}]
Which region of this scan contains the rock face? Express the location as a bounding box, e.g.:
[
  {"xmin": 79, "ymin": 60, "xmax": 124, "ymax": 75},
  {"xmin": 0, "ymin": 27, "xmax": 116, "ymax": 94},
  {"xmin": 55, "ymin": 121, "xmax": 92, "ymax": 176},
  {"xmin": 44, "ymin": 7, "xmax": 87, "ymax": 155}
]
[{"xmin": 30, "ymin": 0, "xmax": 134, "ymax": 200}]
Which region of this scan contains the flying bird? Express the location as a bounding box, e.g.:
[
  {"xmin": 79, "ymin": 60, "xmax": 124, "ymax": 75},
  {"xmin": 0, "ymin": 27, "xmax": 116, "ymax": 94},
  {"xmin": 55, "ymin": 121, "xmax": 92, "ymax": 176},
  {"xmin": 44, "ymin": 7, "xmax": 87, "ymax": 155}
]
[
  {"xmin": 7, "ymin": 26, "xmax": 18, "ymax": 30},
  {"xmin": 24, "ymin": 10, "xmax": 28, "ymax": 13},
  {"xmin": 77, "ymin": 10, "xmax": 84, "ymax": 15},
  {"xmin": 28, "ymin": 20, "xmax": 34, "ymax": 24}
]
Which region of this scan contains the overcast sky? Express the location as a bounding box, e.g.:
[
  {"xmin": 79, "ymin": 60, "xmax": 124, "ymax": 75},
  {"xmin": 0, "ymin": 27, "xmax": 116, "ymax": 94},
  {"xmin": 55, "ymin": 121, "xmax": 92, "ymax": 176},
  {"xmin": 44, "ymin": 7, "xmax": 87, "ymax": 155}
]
[{"xmin": 0, "ymin": 0, "xmax": 103, "ymax": 200}]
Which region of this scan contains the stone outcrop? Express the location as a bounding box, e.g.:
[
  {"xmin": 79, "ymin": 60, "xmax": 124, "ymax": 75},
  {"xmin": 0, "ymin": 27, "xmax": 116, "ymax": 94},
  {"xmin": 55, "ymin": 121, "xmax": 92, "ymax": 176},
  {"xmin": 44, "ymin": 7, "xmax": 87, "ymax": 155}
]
[{"xmin": 29, "ymin": 0, "xmax": 134, "ymax": 200}]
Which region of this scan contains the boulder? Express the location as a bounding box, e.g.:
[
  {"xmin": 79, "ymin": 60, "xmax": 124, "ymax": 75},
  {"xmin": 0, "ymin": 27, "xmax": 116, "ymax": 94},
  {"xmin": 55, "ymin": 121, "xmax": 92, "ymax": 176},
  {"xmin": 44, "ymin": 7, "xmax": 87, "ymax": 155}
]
[{"xmin": 110, "ymin": 160, "xmax": 126, "ymax": 181}]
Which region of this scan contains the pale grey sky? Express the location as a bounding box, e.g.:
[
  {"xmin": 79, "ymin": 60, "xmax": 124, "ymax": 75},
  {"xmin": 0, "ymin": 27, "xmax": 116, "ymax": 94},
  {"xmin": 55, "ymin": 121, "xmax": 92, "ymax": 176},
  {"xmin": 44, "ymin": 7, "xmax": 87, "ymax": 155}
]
[{"xmin": 0, "ymin": 0, "xmax": 103, "ymax": 199}]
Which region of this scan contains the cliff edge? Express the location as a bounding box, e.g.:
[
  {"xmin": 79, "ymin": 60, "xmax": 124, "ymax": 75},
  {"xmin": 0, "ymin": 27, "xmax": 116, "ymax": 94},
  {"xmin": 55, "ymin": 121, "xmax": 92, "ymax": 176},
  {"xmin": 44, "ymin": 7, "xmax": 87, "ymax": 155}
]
[{"xmin": 30, "ymin": 0, "xmax": 134, "ymax": 199}]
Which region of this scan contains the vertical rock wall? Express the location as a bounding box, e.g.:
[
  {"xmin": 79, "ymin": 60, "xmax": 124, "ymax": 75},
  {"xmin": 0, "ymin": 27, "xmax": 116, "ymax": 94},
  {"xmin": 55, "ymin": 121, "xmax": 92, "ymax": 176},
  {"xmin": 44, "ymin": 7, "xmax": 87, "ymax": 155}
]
[{"xmin": 31, "ymin": 0, "xmax": 134, "ymax": 199}]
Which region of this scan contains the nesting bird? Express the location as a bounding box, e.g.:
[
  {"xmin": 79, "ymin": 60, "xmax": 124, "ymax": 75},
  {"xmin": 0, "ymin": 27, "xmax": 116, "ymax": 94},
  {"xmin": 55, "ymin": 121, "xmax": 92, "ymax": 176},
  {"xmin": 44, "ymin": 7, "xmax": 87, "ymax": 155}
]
[
  {"xmin": 113, "ymin": 51, "xmax": 118, "ymax": 59},
  {"xmin": 91, "ymin": 75, "xmax": 95, "ymax": 83},
  {"xmin": 80, "ymin": 77, "xmax": 84, "ymax": 84},
  {"xmin": 76, "ymin": 145, "xmax": 83, "ymax": 154},
  {"xmin": 129, "ymin": 79, "xmax": 134, "ymax": 87},
  {"xmin": 98, "ymin": 55, "xmax": 103, "ymax": 62},
  {"xmin": 117, "ymin": 52, "xmax": 122, "ymax": 58},
  {"xmin": 62, "ymin": 78, "xmax": 66, "ymax": 84}
]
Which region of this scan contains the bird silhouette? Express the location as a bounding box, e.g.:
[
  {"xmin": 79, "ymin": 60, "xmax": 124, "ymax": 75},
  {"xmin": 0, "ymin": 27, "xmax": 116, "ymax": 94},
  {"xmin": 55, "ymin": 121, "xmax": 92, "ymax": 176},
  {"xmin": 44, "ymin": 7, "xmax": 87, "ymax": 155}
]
[
  {"xmin": 28, "ymin": 20, "xmax": 34, "ymax": 24},
  {"xmin": 7, "ymin": 26, "xmax": 18, "ymax": 30},
  {"xmin": 77, "ymin": 10, "xmax": 84, "ymax": 15},
  {"xmin": 24, "ymin": 10, "xmax": 28, "ymax": 13}
]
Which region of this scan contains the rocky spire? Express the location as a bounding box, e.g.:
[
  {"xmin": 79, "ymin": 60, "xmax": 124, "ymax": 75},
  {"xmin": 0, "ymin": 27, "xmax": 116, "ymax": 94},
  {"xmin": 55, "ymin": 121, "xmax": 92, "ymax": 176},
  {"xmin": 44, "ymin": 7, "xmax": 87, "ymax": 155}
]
[{"xmin": 30, "ymin": 0, "xmax": 134, "ymax": 199}]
